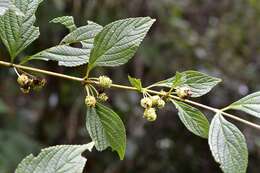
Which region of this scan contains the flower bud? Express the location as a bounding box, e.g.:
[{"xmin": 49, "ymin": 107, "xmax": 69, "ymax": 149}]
[
  {"xmin": 157, "ymin": 99, "xmax": 165, "ymax": 109},
  {"xmin": 98, "ymin": 93, "xmax": 108, "ymax": 102},
  {"xmin": 151, "ymin": 95, "xmax": 160, "ymax": 105},
  {"xmin": 99, "ymin": 76, "xmax": 112, "ymax": 88},
  {"xmin": 176, "ymin": 86, "xmax": 192, "ymax": 99},
  {"xmin": 32, "ymin": 78, "xmax": 47, "ymax": 90},
  {"xmin": 17, "ymin": 74, "xmax": 32, "ymax": 86},
  {"xmin": 143, "ymin": 108, "xmax": 157, "ymax": 121},
  {"xmin": 140, "ymin": 97, "xmax": 153, "ymax": 108},
  {"xmin": 85, "ymin": 96, "xmax": 96, "ymax": 107}
]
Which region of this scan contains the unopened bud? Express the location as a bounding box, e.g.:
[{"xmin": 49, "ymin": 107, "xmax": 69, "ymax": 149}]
[
  {"xmin": 140, "ymin": 97, "xmax": 153, "ymax": 108},
  {"xmin": 99, "ymin": 76, "xmax": 112, "ymax": 88},
  {"xmin": 157, "ymin": 99, "xmax": 165, "ymax": 109},
  {"xmin": 17, "ymin": 74, "xmax": 32, "ymax": 86},
  {"xmin": 98, "ymin": 93, "xmax": 109, "ymax": 102},
  {"xmin": 151, "ymin": 95, "xmax": 160, "ymax": 105},
  {"xmin": 85, "ymin": 96, "xmax": 96, "ymax": 107},
  {"xmin": 143, "ymin": 108, "xmax": 157, "ymax": 122},
  {"xmin": 176, "ymin": 86, "xmax": 192, "ymax": 99}
]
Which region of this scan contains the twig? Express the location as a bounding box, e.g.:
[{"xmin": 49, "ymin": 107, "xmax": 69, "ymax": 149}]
[{"xmin": 0, "ymin": 60, "xmax": 259, "ymax": 130}]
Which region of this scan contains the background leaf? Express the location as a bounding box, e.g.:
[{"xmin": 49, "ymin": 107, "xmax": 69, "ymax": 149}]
[
  {"xmin": 88, "ymin": 17, "xmax": 155, "ymax": 68},
  {"xmin": 0, "ymin": 0, "xmax": 42, "ymax": 60},
  {"xmin": 226, "ymin": 91, "xmax": 260, "ymax": 118},
  {"xmin": 50, "ymin": 16, "xmax": 77, "ymax": 32},
  {"xmin": 156, "ymin": 71, "xmax": 221, "ymax": 97},
  {"xmin": 208, "ymin": 113, "xmax": 248, "ymax": 173},
  {"xmin": 172, "ymin": 100, "xmax": 209, "ymax": 138},
  {"xmin": 15, "ymin": 142, "xmax": 95, "ymax": 173},
  {"xmin": 128, "ymin": 75, "xmax": 143, "ymax": 92},
  {"xmin": 86, "ymin": 103, "xmax": 126, "ymax": 160}
]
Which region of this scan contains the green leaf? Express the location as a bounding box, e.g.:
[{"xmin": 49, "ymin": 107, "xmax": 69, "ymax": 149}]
[
  {"xmin": 226, "ymin": 91, "xmax": 260, "ymax": 118},
  {"xmin": 172, "ymin": 100, "xmax": 209, "ymax": 138},
  {"xmin": 0, "ymin": 0, "xmax": 23, "ymax": 16},
  {"xmin": 15, "ymin": 142, "xmax": 95, "ymax": 173},
  {"xmin": 27, "ymin": 45, "xmax": 90, "ymax": 67},
  {"xmin": 0, "ymin": 0, "xmax": 42, "ymax": 60},
  {"xmin": 50, "ymin": 16, "xmax": 77, "ymax": 32},
  {"xmin": 128, "ymin": 75, "xmax": 143, "ymax": 92},
  {"xmin": 0, "ymin": 0, "xmax": 11, "ymax": 16},
  {"xmin": 88, "ymin": 17, "xmax": 155, "ymax": 68},
  {"xmin": 61, "ymin": 21, "xmax": 103, "ymax": 48},
  {"xmin": 86, "ymin": 103, "xmax": 126, "ymax": 160},
  {"xmin": 172, "ymin": 71, "xmax": 183, "ymax": 88},
  {"xmin": 156, "ymin": 71, "xmax": 221, "ymax": 97},
  {"xmin": 208, "ymin": 113, "xmax": 248, "ymax": 173},
  {"xmin": 28, "ymin": 22, "xmax": 102, "ymax": 66}
]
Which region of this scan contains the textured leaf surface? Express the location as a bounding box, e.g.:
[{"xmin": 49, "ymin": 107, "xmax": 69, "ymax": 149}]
[
  {"xmin": 61, "ymin": 21, "xmax": 103, "ymax": 48},
  {"xmin": 29, "ymin": 22, "xmax": 102, "ymax": 66},
  {"xmin": 172, "ymin": 71, "xmax": 182, "ymax": 88},
  {"xmin": 209, "ymin": 113, "xmax": 248, "ymax": 173},
  {"xmin": 227, "ymin": 91, "xmax": 260, "ymax": 118},
  {"xmin": 0, "ymin": 0, "xmax": 42, "ymax": 60},
  {"xmin": 29, "ymin": 45, "xmax": 90, "ymax": 67},
  {"xmin": 0, "ymin": 0, "xmax": 10, "ymax": 15},
  {"xmin": 86, "ymin": 103, "xmax": 126, "ymax": 160},
  {"xmin": 15, "ymin": 142, "xmax": 95, "ymax": 173},
  {"xmin": 172, "ymin": 100, "xmax": 209, "ymax": 138},
  {"xmin": 88, "ymin": 17, "xmax": 155, "ymax": 68},
  {"xmin": 128, "ymin": 75, "xmax": 142, "ymax": 92},
  {"xmin": 50, "ymin": 16, "xmax": 77, "ymax": 32},
  {"xmin": 0, "ymin": 0, "xmax": 23, "ymax": 16},
  {"xmin": 156, "ymin": 71, "xmax": 221, "ymax": 97}
]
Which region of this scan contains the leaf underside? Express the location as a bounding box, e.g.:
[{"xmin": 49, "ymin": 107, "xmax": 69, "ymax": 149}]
[
  {"xmin": 173, "ymin": 100, "xmax": 209, "ymax": 138},
  {"xmin": 208, "ymin": 113, "xmax": 248, "ymax": 173},
  {"xmin": 50, "ymin": 16, "xmax": 77, "ymax": 32},
  {"xmin": 15, "ymin": 142, "xmax": 95, "ymax": 173},
  {"xmin": 29, "ymin": 21, "xmax": 103, "ymax": 67},
  {"xmin": 156, "ymin": 71, "xmax": 221, "ymax": 97},
  {"xmin": 227, "ymin": 91, "xmax": 260, "ymax": 118}
]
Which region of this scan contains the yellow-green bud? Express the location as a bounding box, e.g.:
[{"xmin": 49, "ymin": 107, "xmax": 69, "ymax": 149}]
[
  {"xmin": 98, "ymin": 93, "xmax": 108, "ymax": 102},
  {"xmin": 32, "ymin": 78, "xmax": 47, "ymax": 90},
  {"xmin": 157, "ymin": 99, "xmax": 165, "ymax": 109},
  {"xmin": 151, "ymin": 95, "xmax": 160, "ymax": 105},
  {"xmin": 176, "ymin": 86, "xmax": 192, "ymax": 99},
  {"xmin": 143, "ymin": 108, "xmax": 157, "ymax": 121},
  {"xmin": 140, "ymin": 97, "xmax": 153, "ymax": 108},
  {"xmin": 17, "ymin": 74, "xmax": 31, "ymax": 86},
  {"xmin": 85, "ymin": 96, "xmax": 96, "ymax": 107},
  {"xmin": 99, "ymin": 76, "xmax": 112, "ymax": 88}
]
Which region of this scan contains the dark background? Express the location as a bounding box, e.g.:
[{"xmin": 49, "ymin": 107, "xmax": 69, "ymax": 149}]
[{"xmin": 0, "ymin": 0, "xmax": 260, "ymax": 172}]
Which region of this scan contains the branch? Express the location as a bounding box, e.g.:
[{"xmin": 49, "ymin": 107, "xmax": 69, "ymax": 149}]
[{"xmin": 0, "ymin": 60, "xmax": 259, "ymax": 130}]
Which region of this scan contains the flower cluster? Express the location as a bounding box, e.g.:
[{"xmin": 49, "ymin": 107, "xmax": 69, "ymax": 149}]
[
  {"xmin": 140, "ymin": 95, "xmax": 165, "ymax": 122},
  {"xmin": 17, "ymin": 74, "xmax": 46, "ymax": 93}
]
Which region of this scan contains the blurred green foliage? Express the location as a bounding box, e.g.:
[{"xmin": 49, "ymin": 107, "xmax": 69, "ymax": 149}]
[{"xmin": 0, "ymin": 0, "xmax": 260, "ymax": 172}]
